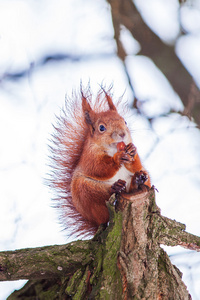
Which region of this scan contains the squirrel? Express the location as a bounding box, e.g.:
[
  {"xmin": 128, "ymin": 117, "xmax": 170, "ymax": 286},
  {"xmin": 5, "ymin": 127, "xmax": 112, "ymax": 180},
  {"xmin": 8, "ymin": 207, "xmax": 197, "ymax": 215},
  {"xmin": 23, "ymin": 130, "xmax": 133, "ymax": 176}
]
[{"xmin": 49, "ymin": 88, "xmax": 151, "ymax": 237}]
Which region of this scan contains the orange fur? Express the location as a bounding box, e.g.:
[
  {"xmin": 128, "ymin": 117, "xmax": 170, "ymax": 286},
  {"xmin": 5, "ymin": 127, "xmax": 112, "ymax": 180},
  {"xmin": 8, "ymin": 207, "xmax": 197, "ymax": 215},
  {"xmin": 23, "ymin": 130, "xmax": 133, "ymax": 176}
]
[{"xmin": 49, "ymin": 88, "xmax": 151, "ymax": 237}]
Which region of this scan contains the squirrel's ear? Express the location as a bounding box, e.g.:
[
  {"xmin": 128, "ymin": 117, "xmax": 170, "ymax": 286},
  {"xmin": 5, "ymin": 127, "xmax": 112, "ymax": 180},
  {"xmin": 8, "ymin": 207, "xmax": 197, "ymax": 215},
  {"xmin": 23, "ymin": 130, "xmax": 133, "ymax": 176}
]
[
  {"xmin": 101, "ymin": 88, "xmax": 117, "ymax": 111},
  {"xmin": 82, "ymin": 94, "xmax": 95, "ymax": 135},
  {"xmin": 106, "ymin": 94, "xmax": 117, "ymax": 111}
]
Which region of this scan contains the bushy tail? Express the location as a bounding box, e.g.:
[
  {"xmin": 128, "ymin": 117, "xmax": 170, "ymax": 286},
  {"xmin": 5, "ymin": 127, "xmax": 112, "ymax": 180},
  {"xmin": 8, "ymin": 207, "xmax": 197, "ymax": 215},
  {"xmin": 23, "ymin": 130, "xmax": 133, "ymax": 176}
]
[{"xmin": 48, "ymin": 87, "xmax": 126, "ymax": 238}]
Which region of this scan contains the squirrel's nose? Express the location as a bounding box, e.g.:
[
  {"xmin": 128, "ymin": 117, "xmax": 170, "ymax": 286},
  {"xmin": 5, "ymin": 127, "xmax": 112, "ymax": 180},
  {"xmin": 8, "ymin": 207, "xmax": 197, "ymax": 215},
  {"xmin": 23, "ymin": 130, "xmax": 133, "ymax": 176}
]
[
  {"xmin": 111, "ymin": 130, "xmax": 126, "ymax": 140},
  {"xmin": 119, "ymin": 132, "xmax": 125, "ymax": 138}
]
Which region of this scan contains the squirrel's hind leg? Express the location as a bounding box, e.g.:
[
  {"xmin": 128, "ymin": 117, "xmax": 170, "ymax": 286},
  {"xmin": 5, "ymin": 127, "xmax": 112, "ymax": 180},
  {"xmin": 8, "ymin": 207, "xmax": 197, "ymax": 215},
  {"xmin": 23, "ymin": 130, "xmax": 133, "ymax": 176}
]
[{"xmin": 71, "ymin": 175, "xmax": 110, "ymax": 227}]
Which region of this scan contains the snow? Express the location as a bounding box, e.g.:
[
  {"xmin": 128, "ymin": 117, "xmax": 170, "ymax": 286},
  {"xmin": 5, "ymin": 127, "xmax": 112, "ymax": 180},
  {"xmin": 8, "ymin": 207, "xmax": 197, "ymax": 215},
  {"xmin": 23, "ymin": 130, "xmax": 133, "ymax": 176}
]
[{"xmin": 0, "ymin": 0, "xmax": 200, "ymax": 298}]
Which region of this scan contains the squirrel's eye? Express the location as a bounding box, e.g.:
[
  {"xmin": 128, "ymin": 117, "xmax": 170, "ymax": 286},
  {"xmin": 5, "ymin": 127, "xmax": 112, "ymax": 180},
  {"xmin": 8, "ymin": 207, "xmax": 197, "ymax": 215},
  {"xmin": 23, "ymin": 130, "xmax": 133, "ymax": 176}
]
[{"xmin": 99, "ymin": 124, "xmax": 106, "ymax": 132}]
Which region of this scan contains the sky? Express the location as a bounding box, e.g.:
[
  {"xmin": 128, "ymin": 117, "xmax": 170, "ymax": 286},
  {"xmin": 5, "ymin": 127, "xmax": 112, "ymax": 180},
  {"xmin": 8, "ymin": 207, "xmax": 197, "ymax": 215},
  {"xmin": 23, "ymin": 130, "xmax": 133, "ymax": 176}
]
[{"xmin": 0, "ymin": 0, "xmax": 200, "ymax": 298}]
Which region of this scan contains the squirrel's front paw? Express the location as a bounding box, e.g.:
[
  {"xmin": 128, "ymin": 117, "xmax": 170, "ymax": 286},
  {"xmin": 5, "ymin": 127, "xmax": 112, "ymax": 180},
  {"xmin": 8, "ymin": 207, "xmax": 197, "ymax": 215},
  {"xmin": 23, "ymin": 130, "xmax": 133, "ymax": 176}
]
[
  {"xmin": 114, "ymin": 143, "xmax": 136, "ymax": 165},
  {"xmin": 111, "ymin": 179, "xmax": 126, "ymax": 194},
  {"xmin": 113, "ymin": 151, "xmax": 129, "ymax": 165},
  {"xmin": 134, "ymin": 171, "xmax": 148, "ymax": 185},
  {"xmin": 131, "ymin": 171, "xmax": 150, "ymax": 192},
  {"xmin": 125, "ymin": 143, "xmax": 137, "ymax": 161}
]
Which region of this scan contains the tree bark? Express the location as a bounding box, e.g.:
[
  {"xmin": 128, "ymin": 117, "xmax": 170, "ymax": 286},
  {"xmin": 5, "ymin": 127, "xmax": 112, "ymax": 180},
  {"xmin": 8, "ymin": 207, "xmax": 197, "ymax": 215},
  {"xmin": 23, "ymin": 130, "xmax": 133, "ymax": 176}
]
[{"xmin": 1, "ymin": 189, "xmax": 200, "ymax": 299}]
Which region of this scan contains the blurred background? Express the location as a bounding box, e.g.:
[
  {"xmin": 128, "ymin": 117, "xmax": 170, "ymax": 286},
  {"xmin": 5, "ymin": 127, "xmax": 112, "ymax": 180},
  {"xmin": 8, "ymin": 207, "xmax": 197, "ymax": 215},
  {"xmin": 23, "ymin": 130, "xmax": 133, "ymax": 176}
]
[{"xmin": 0, "ymin": 0, "xmax": 200, "ymax": 298}]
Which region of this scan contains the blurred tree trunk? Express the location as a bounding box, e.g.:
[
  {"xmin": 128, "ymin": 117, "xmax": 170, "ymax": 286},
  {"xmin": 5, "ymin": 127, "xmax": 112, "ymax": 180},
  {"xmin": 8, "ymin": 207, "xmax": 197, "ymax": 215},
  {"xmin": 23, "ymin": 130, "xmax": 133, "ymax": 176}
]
[
  {"xmin": 107, "ymin": 0, "xmax": 200, "ymax": 127},
  {"xmin": 2, "ymin": 189, "xmax": 200, "ymax": 299}
]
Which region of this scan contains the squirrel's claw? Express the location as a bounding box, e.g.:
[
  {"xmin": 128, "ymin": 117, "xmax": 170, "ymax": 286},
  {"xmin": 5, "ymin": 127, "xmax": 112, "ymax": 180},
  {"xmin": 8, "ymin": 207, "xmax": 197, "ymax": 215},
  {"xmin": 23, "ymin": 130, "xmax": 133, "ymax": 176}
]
[
  {"xmin": 125, "ymin": 143, "xmax": 137, "ymax": 159},
  {"xmin": 111, "ymin": 179, "xmax": 126, "ymax": 194}
]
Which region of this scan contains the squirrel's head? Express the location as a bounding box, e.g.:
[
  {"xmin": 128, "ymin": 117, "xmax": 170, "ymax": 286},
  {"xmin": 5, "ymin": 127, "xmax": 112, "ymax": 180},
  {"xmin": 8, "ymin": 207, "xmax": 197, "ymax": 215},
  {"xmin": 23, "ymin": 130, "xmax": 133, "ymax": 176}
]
[{"xmin": 82, "ymin": 91, "xmax": 132, "ymax": 156}]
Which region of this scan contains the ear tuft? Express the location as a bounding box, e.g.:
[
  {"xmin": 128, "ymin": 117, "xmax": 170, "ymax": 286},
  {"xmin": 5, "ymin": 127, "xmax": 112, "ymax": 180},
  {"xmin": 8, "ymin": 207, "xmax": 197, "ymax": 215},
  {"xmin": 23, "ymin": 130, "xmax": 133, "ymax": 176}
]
[
  {"xmin": 101, "ymin": 87, "xmax": 117, "ymax": 111},
  {"xmin": 81, "ymin": 90, "xmax": 91, "ymax": 113}
]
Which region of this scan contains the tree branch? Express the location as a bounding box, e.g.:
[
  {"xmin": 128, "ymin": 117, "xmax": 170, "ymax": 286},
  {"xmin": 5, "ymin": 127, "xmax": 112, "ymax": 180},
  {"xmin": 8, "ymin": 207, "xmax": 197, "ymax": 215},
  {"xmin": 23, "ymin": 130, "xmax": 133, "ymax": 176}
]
[
  {"xmin": 0, "ymin": 241, "xmax": 91, "ymax": 281},
  {"xmin": 154, "ymin": 214, "xmax": 200, "ymax": 251},
  {"xmin": 2, "ymin": 189, "xmax": 199, "ymax": 299},
  {"xmin": 107, "ymin": 0, "xmax": 200, "ymax": 127}
]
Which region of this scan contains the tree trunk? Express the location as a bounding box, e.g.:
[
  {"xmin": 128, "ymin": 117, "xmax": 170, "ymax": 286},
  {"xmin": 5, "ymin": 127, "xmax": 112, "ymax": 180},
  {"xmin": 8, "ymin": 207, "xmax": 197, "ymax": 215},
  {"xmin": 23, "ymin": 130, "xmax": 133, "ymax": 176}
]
[{"xmin": 1, "ymin": 188, "xmax": 200, "ymax": 299}]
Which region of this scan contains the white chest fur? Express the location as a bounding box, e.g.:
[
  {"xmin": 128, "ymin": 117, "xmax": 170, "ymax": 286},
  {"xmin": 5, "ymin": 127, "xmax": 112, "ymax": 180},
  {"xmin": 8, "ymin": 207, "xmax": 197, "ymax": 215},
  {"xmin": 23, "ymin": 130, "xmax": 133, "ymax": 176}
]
[{"xmin": 106, "ymin": 165, "xmax": 133, "ymax": 192}]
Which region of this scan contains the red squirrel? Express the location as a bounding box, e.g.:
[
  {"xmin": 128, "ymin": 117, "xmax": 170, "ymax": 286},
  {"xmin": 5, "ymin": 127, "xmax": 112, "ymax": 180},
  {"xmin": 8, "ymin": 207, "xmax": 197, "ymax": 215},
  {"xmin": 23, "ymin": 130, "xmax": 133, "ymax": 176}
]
[{"xmin": 49, "ymin": 88, "xmax": 151, "ymax": 237}]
